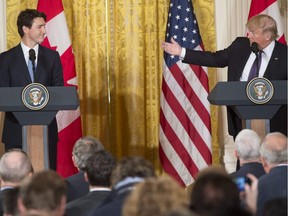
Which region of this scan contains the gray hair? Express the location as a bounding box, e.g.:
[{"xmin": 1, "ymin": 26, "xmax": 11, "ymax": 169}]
[
  {"xmin": 260, "ymin": 132, "xmax": 287, "ymax": 164},
  {"xmin": 72, "ymin": 136, "xmax": 104, "ymax": 170},
  {"xmin": 246, "ymin": 14, "xmax": 278, "ymax": 40},
  {"xmin": 0, "ymin": 149, "xmax": 33, "ymax": 183},
  {"xmin": 235, "ymin": 129, "xmax": 261, "ymax": 160}
]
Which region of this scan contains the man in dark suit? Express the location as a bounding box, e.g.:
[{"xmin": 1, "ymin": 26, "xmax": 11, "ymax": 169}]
[
  {"xmin": 0, "ymin": 149, "xmax": 34, "ymax": 215},
  {"xmin": 89, "ymin": 156, "xmax": 156, "ymax": 216},
  {"xmin": 0, "ymin": 9, "xmax": 63, "ymax": 170},
  {"xmin": 161, "ymin": 14, "xmax": 287, "ymax": 139},
  {"xmin": 65, "ymin": 150, "xmax": 116, "ymax": 216},
  {"xmin": 66, "ymin": 136, "xmax": 104, "ymax": 203},
  {"xmin": 256, "ymin": 132, "xmax": 287, "ymax": 216},
  {"xmin": 229, "ymin": 129, "xmax": 265, "ymax": 179}
]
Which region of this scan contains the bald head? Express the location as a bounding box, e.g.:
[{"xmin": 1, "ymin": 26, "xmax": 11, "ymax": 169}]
[
  {"xmin": 260, "ymin": 132, "xmax": 287, "ymax": 166},
  {"xmin": 0, "ymin": 149, "xmax": 33, "ymax": 184}
]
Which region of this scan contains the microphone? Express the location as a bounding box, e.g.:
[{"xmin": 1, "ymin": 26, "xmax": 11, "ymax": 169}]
[
  {"xmin": 29, "ymin": 49, "xmax": 36, "ymax": 82},
  {"xmin": 251, "ymin": 42, "xmax": 259, "ymax": 54}
]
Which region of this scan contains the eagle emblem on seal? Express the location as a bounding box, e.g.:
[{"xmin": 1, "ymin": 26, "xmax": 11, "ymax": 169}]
[
  {"xmin": 22, "ymin": 83, "xmax": 49, "ymax": 110},
  {"xmin": 246, "ymin": 78, "xmax": 274, "ymax": 104}
]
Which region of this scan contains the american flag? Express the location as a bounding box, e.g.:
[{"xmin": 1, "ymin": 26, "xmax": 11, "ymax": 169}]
[{"xmin": 159, "ymin": 0, "xmax": 212, "ymax": 186}]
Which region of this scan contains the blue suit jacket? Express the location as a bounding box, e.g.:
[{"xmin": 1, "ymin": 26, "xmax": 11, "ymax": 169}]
[
  {"xmin": 183, "ymin": 37, "xmax": 287, "ymax": 138},
  {"xmin": 256, "ymin": 166, "xmax": 288, "ymax": 216},
  {"xmin": 66, "ymin": 171, "xmax": 89, "ymax": 203},
  {"xmin": 229, "ymin": 162, "xmax": 265, "ymax": 179},
  {"xmin": 65, "ymin": 190, "xmax": 110, "ymax": 216},
  {"xmin": 89, "ymin": 182, "xmax": 137, "ymax": 216}
]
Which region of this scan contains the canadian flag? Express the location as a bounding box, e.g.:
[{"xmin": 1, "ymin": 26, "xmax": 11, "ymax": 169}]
[
  {"xmin": 248, "ymin": 0, "xmax": 286, "ymax": 44},
  {"xmin": 37, "ymin": 0, "xmax": 82, "ymax": 177}
]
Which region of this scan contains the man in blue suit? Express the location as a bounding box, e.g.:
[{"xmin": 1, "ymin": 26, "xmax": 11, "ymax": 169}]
[
  {"xmin": 0, "ymin": 9, "xmax": 63, "ymax": 170},
  {"xmin": 229, "ymin": 129, "xmax": 265, "ymax": 179},
  {"xmin": 161, "ymin": 14, "xmax": 287, "ymax": 139},
  {"xmin": 89, "ymin": 156, "xmax": 155, "ymax": 216},
  {"xmin": 256, "ymin": 132, "xmax": 287, "ymax": 216},
  {"xmin": 66, "ymin": 136, "xmax": 105, "ymax": 203}
]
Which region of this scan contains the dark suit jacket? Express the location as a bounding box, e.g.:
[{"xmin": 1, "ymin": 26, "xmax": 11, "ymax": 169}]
[
  {"xmin": 0, "ymin": 188, "xmax": 15, "ymax": 216},
  {"xmin": 66, "ymin": 171, "xmax": 89, "ymax": 203},
  {"xmin": 0, "ymin": 43, "xmax": 63, "ymax": 169},
  {"xmin": 65, "ymin": 190, "xmax": 110, "ymax": 216},
  {"xmin": 89, "ymin": 182, "xmax": 137, "ymax": 216},
  {"xmin": 183, "ymin": 37, "xmax": 287, "ymax": 138},
  {"xmin": 256, "ymin": 166, "xmax": 288, "ymax": 216},
  {"xmin": 229, "ymin": 162, "xmax": 265, "ymax": 179}
]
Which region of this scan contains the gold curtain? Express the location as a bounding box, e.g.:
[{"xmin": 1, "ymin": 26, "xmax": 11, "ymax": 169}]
[{"xmin": 6, "ymin": 0, "xmax": 219, "ymax": 174}]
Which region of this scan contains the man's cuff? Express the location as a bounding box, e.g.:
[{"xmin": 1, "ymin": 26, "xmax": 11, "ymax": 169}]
[{"xmin": 179, "ymin": 48, "xmax": 186, "ymax": 60}]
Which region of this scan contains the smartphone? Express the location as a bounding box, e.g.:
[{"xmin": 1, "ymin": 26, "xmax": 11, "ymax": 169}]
[{"xmin": 233, "ymin": 176, "xmax": 251, "ymax": 192}]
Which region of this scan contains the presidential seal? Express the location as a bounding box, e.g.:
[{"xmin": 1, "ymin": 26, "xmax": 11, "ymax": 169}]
[
  {"xmin": 22, "ymin": 83, "xmax": 49, "ymax": 110},
  {"xmin": 246, "ymin": 77, "xmax": 274, "ymax": 104}
]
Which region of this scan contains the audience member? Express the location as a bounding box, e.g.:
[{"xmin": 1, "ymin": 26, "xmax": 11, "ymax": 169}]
[
  {"xmin": 65, "ymin": 150, "xmax": 116, "ymax": 216},
  {"xmin": 89, "ymin": 156, "xmax": 155, "ymax": 216},
  {"xmin": 264, "ymin": 197, "xmax": 287, "ymax": 216},
  {"xmin": 230, "ymin": 129, "xmax": 265, "ymax": 178},
  {"xmin": 0, "ymin": 149, "xmax": 34, "ymax": 215},
  {"xmin": 190, "ymin": 166, "xmax": 252, "ymax": 216},
  {"xmin": 2, "ymin": 187, "xmax": 20, "ymax": 216},
  {"xmin": 256, "ymin": 132, "xmax": 287, "ymax": 216},
  {"xmin": 18, "ymin": 170, "xmax": 67, "ymax": 216},
  {"xmin": 66, "ymin": 136, "xmax": 104, "ymax": 202},
  {"xmin": 122, "ymin": 176, "xmax": 188, "ymax": 216}
]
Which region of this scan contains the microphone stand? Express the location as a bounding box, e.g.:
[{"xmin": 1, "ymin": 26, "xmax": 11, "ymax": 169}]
[
  {"xmin": 29, "ymin": 49, "xmax": 36, "ymax": 83},
  {"xmin": 255, "ymin": 51, "xmax": 259, "ymax": 78}
]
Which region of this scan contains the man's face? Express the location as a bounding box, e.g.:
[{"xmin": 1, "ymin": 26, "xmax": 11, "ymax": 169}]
[
  {"xmin": 247, "ymin": 28, "xmax": 271, "ymax": 50},
  {"xmin": 24, "ymin": 17, "xmax": 46, "ymax": 46}
]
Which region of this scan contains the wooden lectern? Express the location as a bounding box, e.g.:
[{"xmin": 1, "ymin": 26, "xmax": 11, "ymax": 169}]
[
  {"xmin": 208, "ymin": 80, "xmax": 287, "ymax": 138},
  {"xmin": 0, "ymin": 86, "xmax": 79, "ymax": 171}
]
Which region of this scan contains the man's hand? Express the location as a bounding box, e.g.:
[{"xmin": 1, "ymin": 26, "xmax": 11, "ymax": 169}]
[{"xmin": 161, "ymin": 38, "xmax": 182, "ymax": 56}]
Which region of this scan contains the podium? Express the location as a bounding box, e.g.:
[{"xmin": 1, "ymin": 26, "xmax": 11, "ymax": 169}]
[
  {"xmin": 208, "ymin": 80, "xmax": 287, "ymax": 137},
  {"xmin": 0, "ymin": 86, "xmax": 79, "ymax": 171}
]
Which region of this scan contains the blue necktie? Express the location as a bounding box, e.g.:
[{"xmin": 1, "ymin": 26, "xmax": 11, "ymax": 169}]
[
  {"xmin": 248, "ymin": 51, "xmax": 263, "ymax": 81},
  {"xmin": 28, "ymin": 58, "xmax": 34, "ymax": 82}
]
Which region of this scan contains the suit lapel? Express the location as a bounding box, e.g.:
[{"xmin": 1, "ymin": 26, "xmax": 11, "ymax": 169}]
[
  {"xmin": 15, "ymin": 44, "xmax": 32, "ymax": 83},
  {"xmin": 36, "ymin": 45, "xmax": 46, "ymax": 83},
  {"xmin": 264, "ymin": 42, "xmax": 280, "ymax": 79}
]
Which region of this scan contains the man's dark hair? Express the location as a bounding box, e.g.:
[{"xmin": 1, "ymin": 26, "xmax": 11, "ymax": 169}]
[
  {"xmin": 17, "ymin": 9, "xmax": 46, "ymax": 37},
  {"xmin": 190, "ymin": 172, "xmax": 251, "ymax": 216},
  {"xmin": 84, "ymin": 150, "xmax": 116, "ymax": 187},
  {"xmin": 110, "ymin": 156, "xmax": 155, "ymax": 186}
]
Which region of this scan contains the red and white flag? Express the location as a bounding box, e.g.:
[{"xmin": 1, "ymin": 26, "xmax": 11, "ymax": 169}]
[
  {"xmin": 248, "ymin": 0, "xmax": 286, "ymax": 44},
  {"xmin": 159, "ymin": 0, "xmax": 212, "ymax": 186},
  {"xmin": 37, "ymin": 0, "xmax": 82, "ymax": 177}
]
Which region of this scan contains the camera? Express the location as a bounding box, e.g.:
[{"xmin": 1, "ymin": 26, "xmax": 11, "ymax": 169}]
[{"xmin": 233, "ymin": 176, "xmax": 251, "ymax": 192}]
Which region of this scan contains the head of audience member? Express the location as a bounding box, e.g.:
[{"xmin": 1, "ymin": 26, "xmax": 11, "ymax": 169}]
[
  {"xmin": 259, "ymin": 132, "xmax": 287, "ymax": 173},
  {"xmin": 123, "ymin": 176, "xmax": 188, "ymax": 216},
  {"xmin": 110, "ymin": 156, "xmax": 155, "ymax": 187},
  {"xmin": 3, "ymin": 187, "xmax": 20, "ymax": 216},
  {"xmin": 234, "ymin": 129, "xmax": 261, "ymax": 166},
  {"xmin": 84, "ymin": 150, "xmax": 116, "ymax": 188},
  {"xmin": 72, "ymin": 136, "xmax": 104, "ymax": 171},
  {"xmin": 190, "ymin": 166, "xmax": 251, "ymax": 216},
  {"xmin": 0, "ymin": 148, "xmax": 34, "ymax": 188},
  {"xmin": 18, "ymin": 170, "xmax": 67, "ymax": 216},
  {"xmin": 246, "ymin": 14, "xmax": 278, "ymax": 50}
]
